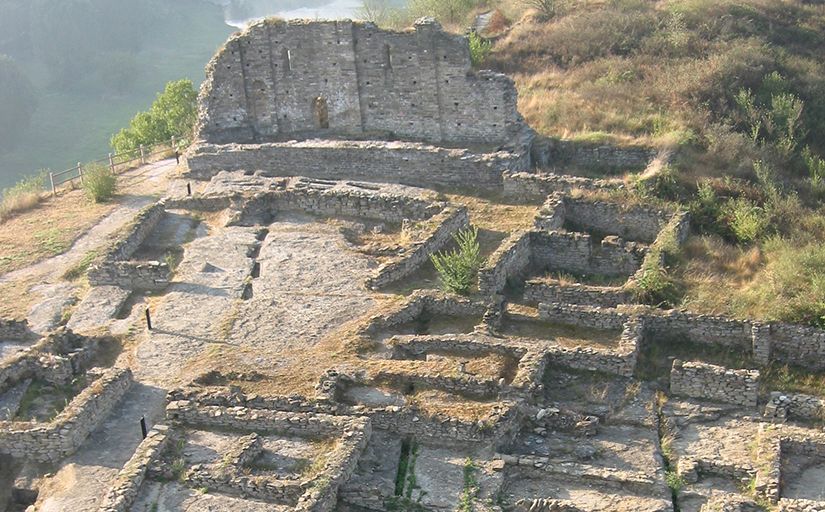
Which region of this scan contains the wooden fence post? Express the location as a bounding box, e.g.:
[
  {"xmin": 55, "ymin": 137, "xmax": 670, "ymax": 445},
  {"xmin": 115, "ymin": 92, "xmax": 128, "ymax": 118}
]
[
  {"xmin": 139, "ymin": 145, "xmax": 146, "ymax": 165},
  {"xmin": 49, "ymin": 172, "xmax": 56, "ymax": 197},
  {"xmin": 109, "ymin": 153, "xmax": 116, "ymax": 174},
  {"xmin": 78, "ymin": 162, "xmax": 84, "ymax": 185}
]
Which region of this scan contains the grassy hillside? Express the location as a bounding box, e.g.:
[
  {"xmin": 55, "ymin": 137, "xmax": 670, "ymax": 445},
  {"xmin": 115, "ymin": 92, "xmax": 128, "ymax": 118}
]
[{"xmin": 368, "ymin": 0, "xmax": 825, "ymax": 327}]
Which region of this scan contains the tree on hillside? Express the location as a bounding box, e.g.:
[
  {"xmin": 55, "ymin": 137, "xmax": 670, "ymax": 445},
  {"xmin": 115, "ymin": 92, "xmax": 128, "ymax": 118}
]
[
  {"xmin": 111, "ymin": 79, "xmax": 198, "ymax": 154},
  {"xmin": 0, "ymin": 55, "xmax": 37, "ymax": 153}
]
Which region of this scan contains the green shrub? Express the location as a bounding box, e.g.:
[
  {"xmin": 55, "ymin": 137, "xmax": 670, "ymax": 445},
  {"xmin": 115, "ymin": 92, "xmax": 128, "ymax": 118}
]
[
  {"xmin": 81, "ymin": 163, "xmax": 117, "ymax": 203},
  {"xmin": 468, "ymin": 32, "xmax": 492, "ymax": 68},
  {"xmin": 431, "ymin": 227, "xmax": 482, "ymax": 295},
  {"xmin": 722, "ymin": 197, "xmax": 769, "ymax": 244},
  {"xmin": 0, "ymin": 171, "xmax": 46, "ymax": 221}
]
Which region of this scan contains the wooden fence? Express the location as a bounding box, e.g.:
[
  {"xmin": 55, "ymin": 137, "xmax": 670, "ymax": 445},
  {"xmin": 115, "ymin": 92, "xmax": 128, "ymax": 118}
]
[{"xmin": 47, "ymin": 137, "xmax": 187, "ymax": 197}]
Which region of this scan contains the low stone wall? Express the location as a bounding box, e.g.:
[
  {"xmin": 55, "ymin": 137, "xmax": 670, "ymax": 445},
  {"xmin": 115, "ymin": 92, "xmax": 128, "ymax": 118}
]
[
  {"xmin": 366, "ymin": 207, "xmax": 469, "ymax": 289},
  {"xmin": 531, "ymin": 137, "xmax": 657, "ymax": 171},
  {"xmin": 358, "ymin": 290, "xmax": 485, "ymax": 337},
  {"xmin": 531, "ymin": 231, "xmax": 645, "ymax": 278},
  {"xmin": 0, "ymin": 367, "xmax": 133, "ymax": 462},
  {"xmin": 537, "ymin": 303, "xmax": 629, "ymax": 331},
  {"xmin": 101, "ymin": 201, "xmax": 166, "ymax": 262},
  {"xmin": 524, "ymin": 279, "xmax": 631, "ymax": 308},
  {"xmin": 764, "ymin": 392, "xmax": 825, "ymax": 422},
  {"xmin": 502, "ymin": 171, "xmax": 620, "ymax": 201},
  {"xmin": 670, "ymin": 360, "xmax": 759, "ymax": 407},
  {"xmin": 87, "ymin": 261, "xmax": 171, "ymax": 291},
  {"xmin": 563, "ymin": 197, "xmax": 671, "ymax": 244},
  {"xmin": 478, "ymin": 231, "xmax": 532, "ymax": 295},
  {"xmin": 232, "ymin": 185, "xmax": 443, "ymax": 226},
  {"xmin": 184, "ymin": 139, "xmax": 531, "ymax": 189},
  {"xmin": 167, "ymin": 384, "xmax": 521, "ymax": 446},
  {"xmin": 0, "ymin": 329, "xmax": 100, "ymax": 392},
  {"xmin": 0, "ymin": 319, "xmax": 29, "ymax": 340},
  {"xmin": 644, "ymin": 310, "xmax": 753, "ymax": 351},
  {"xmin": 97, "ymin": 425, "xmax": 170, "ymax": 512},
  {"xmin": 762, "ymin": 323, "xmax": 825, "ymax": 371},
  {"xmin": 544, "ymin": 318, "xmax": 641, "ymax": 377}
]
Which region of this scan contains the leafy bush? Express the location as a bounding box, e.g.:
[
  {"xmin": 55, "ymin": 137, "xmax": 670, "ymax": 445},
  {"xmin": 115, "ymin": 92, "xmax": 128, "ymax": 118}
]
[
  {"xmin": 111, "ymin": 79, "xmax": 197, "ymax": 155},
  {"xmin": 722, "ymin": 197, "xmax": 769, "ymax": 244},
  {"xmin": 431, "ymin": 227, "xmax": 482, "ymax": 295},
  {"xmin": 468, "ymin": 32, "xmax": 492, "ymax": 68},
  {"xmin": 81, "ymin": 163, "xmax": 117, "ymax": 203},
  {"xmin": 0, "ymin": 172, "xmax": 46, "ymax": 221}
]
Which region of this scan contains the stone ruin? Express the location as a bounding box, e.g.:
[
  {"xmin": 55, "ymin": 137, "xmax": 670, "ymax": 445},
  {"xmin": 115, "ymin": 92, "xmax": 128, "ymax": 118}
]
[
  {"xmin": 2, "ymin": 17, "xmax": 825, "ymax": 512},
  {"xmin": 185, "ymin": 17, "xmax": 535, "ymax": 189}
]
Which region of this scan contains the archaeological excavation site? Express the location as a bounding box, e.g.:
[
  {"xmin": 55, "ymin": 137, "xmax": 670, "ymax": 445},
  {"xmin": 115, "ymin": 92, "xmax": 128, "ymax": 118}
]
[{"xmin": 2, "ymin": 17, "xmax": 825, "ymax": 512}]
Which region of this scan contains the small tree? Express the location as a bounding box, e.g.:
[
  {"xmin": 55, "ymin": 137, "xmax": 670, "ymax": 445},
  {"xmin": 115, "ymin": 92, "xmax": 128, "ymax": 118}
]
[
  {"xmin": 111, "ymin": 79, "xmax": 197, "ymax": 155},
  {"xmin": 431, "ymin": 227, "xmax": 482, "ymax": 295},
  {"xmin": 468, "ymin": 32, "xmax": 492, "ymax": 68}
]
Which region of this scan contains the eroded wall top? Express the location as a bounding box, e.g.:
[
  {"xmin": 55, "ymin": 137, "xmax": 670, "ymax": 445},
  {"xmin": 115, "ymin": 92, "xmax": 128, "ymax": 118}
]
[{"xmin": 195, "ymin": 17, "xmax": 526, "ymax": 147}]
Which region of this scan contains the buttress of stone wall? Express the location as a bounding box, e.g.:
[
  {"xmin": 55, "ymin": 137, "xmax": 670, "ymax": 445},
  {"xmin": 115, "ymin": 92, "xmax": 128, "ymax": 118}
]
[{"xmin": 195, "ymin": 18, "xmax": 523, "ymax": 147}]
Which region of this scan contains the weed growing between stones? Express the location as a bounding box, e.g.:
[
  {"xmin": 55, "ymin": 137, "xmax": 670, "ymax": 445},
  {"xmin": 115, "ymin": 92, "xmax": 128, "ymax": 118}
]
[
  {"xmin": 431, "ymin": 227, "xmax": 482, "ymax": 295},
  {"xmin": 457, "ymin": 457, "xmax": 479, "ymax": 512}
]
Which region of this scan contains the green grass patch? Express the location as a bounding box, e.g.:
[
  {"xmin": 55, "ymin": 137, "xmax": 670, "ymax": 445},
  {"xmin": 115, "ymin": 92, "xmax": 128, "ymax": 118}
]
[{"xmin": 63, "ymin": 250, "xmax": 99, "ymax": 281}]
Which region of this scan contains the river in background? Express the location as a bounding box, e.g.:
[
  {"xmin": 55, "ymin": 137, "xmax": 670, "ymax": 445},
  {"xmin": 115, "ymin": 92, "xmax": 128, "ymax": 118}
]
[{"xmin": 0, "ymin": 0, "xmax": 362, "ymax": 189}]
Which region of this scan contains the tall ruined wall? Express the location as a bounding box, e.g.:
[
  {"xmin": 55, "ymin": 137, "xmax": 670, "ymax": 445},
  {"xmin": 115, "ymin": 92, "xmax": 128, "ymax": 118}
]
[{"xmin": 195, "ymin": 18, "xmax": 524, "ymax": 146}]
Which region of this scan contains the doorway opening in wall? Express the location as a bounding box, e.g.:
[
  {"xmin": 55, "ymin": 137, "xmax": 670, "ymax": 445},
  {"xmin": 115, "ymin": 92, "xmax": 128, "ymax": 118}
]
[{"xmin": 313, "ymin": 96, "xmax": 329, "ymax": 129}]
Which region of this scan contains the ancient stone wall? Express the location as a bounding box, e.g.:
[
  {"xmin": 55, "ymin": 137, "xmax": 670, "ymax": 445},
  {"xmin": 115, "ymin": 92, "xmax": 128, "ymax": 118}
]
[
  {"xmin": 185, "ymin": 139, "xmax": 529, "ymax": 188},
  {"xmin": 644, "ymin": 311, "xmax": 754, "ymax": 351},
  {"xmin": 87, "ymin": 261, "xmax": 171, "ymax": 291},
  {"xmin": 531, "ymin": 231, "xmax": 645, "ymax": 279},
  {"xmin": 366, "ymin": 206, "xmax": 469, "ymax": 289},
  {"xmin": 764, "ymin": 392, "xmax": 825, "ymax": 421},
  {"xmin": 537, "ymin": 302, "xmax": 629, "ymax": 331},
  {"xmin": 0, "ymin": 368, "xmax": 133, "ymax": 462},
  {"xmin": 670, "ymin": 360, "xmax": 759, "ymax": 406},
  {"xmin": 97, "ymin": 425, "xmax": 170, "ymax": 512},
  {"xmin": 478, "ymin": 230, "xmax": 532, "ymax": 296},
  {"xmin": 762, "ymin": 322, "xmax": 825, "ymax": 371},
  {"xmin": 531, "ymin": 137, "xmax": 657, "ymax": 171},
  {"xmin": 195, "ymin": 18, "xmax": 525, "ymax": 147},
  {"xmin": 524, "ymin": 279, "xmax": 631, "ymax": 308},
  {"xmin": 100, "ymin": 201, "xmax": 166, "ymax": 262},
  {"xmin": 563, "ymin": 198, "xmax": 672, "ymax": 244},
  {"xmin": 231, "ymin": 180, "xmax": 443, "ymax": 226},
  {"xmin": 502, "ymin": 171, "xmax": 620, "ymax": 201}
]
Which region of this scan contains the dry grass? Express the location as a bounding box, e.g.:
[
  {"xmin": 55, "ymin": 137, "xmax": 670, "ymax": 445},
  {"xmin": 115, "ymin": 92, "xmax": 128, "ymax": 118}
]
[
  {"xmin": 675, "ymin": 235, "xmax": 764, "ymax": 317},
  {"xmin": 0, "ymin": 188, "xmax": 114, "ymax": 275}
]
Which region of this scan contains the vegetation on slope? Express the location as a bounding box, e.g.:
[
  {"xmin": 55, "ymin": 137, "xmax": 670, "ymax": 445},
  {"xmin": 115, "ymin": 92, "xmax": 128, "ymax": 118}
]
[{"xmin": 365, "ymin": 0, "xmax": 825, "ymax": 326}]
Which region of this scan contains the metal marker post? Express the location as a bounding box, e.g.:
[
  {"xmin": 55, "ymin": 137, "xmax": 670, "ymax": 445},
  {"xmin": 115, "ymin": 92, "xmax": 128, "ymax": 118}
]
[
  {"xmin": 187, "ymin": 183, "xmax": 192, "ymax": 196},
  {"xmin": 145, "ymin": 308, "xmax": 152, "ymax": 331},
  {"xmin": 140, "ymin": 416, "xmax": 148, "ymax": 439}
]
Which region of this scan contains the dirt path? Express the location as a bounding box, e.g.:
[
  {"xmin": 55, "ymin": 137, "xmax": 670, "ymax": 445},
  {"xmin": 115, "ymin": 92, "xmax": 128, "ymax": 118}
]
[{"xmin": 0, "ymin": 159, "xmax": 178, "ymax": 332}]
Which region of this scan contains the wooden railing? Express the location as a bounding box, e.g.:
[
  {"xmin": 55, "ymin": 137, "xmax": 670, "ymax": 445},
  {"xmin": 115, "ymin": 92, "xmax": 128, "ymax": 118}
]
[{"xmin": 47, "ymin": 136, "xmax": 187, "ymax": 196}]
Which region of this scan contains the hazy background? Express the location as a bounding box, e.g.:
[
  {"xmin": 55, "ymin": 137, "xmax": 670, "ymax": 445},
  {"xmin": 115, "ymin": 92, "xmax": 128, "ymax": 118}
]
[{"xmin": 0, "ymin": 0, "xmax": 363, "ymax": 189}]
